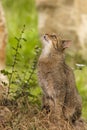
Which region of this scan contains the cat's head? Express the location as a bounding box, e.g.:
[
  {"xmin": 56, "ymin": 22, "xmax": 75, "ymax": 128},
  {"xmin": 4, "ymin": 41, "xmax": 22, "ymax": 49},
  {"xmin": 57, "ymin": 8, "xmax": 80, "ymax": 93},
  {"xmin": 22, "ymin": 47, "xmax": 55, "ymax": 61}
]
[{"xmin": 41, "ymin": 33, "xmax": 71, "ymax": 53}]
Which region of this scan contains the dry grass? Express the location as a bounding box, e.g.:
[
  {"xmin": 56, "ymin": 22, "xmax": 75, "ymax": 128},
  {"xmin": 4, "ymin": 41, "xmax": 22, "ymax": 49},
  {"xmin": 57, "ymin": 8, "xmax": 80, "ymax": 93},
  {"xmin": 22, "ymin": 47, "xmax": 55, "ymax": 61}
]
[{"xmin": 0, "ymin": 100, "xmax": 87, "ymax": 130}]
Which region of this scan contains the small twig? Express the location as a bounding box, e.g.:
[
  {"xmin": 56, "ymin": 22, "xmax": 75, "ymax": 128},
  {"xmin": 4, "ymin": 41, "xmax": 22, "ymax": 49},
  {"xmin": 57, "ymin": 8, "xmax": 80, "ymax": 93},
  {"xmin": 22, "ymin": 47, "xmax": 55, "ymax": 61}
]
[{"xmin": 8, "ymin": 25, "xmax": 26, "ymax": 95}]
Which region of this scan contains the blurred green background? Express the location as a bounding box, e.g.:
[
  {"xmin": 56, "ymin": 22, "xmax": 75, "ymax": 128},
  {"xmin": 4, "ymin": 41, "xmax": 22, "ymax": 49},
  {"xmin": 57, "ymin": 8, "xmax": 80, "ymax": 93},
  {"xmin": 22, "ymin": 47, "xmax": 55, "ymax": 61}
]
[
  {"xmin": 2, "ymin": 0, "xmax": 87, "ymax": 119},
  {"xmin": 2, "ymin": 0, "xmax": 38, "ymax": 63}
]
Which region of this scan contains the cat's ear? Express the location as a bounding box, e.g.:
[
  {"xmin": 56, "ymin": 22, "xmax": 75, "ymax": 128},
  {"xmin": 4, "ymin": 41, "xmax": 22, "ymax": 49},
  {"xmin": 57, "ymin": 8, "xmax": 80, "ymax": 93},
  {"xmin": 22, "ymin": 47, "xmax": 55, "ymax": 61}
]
[{"xmin": 62, "ymin": 40, "xmax": 72, "ymax": 49}]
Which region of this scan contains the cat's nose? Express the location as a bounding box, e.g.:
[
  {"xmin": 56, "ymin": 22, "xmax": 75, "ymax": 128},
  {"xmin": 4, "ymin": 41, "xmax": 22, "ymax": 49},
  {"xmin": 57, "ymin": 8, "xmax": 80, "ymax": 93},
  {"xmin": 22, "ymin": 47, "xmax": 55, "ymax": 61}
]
[
  {"xmin": 44, "ymin": 35, "xmax": 46, "ymax": 39},
  {"xmin": 43, "ymin": 34, "xmax": 49, "ymax": 41},
  {"xmin": 44, "ymin": 34, "xmax": 48, "ymax": 39}
]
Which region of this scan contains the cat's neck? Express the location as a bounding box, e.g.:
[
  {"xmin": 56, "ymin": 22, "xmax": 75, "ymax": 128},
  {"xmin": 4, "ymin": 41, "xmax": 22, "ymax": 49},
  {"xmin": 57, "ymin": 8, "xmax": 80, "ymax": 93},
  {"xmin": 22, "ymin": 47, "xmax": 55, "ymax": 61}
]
[{"xmin": 39, "ymin": 49, "xmax": 65, "ymax": 65}]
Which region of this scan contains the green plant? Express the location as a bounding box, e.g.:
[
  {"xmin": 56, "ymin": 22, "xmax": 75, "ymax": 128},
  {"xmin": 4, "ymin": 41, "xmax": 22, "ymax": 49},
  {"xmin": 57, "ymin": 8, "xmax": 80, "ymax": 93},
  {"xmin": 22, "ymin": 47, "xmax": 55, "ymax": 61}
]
[{"xmin": 1, "ymin": 26, "xmax": 41, "ymax": 104}]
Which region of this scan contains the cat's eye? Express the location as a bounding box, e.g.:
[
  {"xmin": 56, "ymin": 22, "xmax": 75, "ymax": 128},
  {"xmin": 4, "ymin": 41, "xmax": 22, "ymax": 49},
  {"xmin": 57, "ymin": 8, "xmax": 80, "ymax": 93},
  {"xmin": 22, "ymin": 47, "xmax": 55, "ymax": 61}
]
[{"xmin": 51, "ymin": 35, "xmax": 57, "ymax": 39}]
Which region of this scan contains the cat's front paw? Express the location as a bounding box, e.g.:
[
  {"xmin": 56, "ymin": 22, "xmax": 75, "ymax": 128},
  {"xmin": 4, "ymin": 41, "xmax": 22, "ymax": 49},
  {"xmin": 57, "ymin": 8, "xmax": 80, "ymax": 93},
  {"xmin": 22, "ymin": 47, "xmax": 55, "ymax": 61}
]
[{"xmin": 42, "ymin": 104, "xmax": 50, "ymax": 114}]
